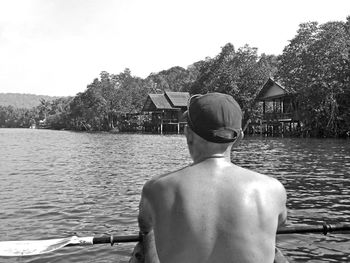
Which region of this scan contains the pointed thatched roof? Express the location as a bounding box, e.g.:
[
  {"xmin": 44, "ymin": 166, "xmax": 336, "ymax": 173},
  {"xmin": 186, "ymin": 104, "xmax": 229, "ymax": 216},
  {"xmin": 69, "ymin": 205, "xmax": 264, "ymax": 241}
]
[
  {"xmin": 142, "ymin": 92, "xmax": 190, "ymax": 112},
  {"xmin": 164, "ymin": 92, "xmax": 190, "ymax": 107},
  {"xmin": 255, "ymin": 78, "xmax": 296, "ymax": 101}
]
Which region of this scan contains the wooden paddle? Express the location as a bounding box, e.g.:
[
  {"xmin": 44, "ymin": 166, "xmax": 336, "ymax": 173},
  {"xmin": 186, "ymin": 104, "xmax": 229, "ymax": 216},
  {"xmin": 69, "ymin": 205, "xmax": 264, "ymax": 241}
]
[{"xmin": 1, "ymin": 223, "xmax": 349, "ymax": 257}]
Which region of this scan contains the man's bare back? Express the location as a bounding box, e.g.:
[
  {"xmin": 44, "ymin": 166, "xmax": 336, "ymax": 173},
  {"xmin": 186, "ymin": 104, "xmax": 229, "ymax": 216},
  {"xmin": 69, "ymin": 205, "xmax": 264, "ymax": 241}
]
[
  {"xmin": 139, "ymin": 157, "xmax": 287, "ymax": 263},
  {"xmin": 132, "ymin": 93, "xmax": 287, "ymax": 263}
]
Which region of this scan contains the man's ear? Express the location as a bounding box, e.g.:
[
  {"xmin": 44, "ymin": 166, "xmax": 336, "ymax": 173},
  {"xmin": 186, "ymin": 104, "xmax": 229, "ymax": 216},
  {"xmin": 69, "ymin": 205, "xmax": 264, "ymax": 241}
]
[
  {"xmin": 232, "ymin": 129, "xmax": 244, "ymax": 147},
  {"xmin": 240, "ymin": 129, "xmax": 244, "ymax": 140}
]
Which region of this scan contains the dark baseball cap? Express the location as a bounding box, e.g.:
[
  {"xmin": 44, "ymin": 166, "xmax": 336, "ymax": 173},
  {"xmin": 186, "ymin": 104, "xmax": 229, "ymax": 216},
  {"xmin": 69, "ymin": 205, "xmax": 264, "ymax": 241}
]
[{"xmin": 184, "ymin": 92, "xmax": 242, "ymax": 143}]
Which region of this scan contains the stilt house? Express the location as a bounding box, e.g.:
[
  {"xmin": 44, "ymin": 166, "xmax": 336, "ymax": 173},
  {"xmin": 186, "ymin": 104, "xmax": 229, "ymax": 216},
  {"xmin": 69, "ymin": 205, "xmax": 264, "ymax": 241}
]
[
  {"xmin": 255, "ymin": 78, "xmax": 299, "ymax": 136},
  {"xmin": 142, "ymin": 91, "xmax": 190, "ymax": 134}
]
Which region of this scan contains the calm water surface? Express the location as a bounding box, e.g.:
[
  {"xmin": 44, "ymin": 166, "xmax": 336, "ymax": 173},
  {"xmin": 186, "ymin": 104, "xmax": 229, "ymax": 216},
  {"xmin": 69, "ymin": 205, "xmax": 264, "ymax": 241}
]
[{"xmin": 0, "ymin": 129, "xmax": 349, "ymax": 262}]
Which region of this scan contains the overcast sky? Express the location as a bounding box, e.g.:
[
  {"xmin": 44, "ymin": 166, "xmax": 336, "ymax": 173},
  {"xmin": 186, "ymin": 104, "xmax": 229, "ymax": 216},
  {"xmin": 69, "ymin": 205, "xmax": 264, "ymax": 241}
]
[{"xmin": 0, "ymin": 0, "xmax": 349, "ymax": 96}]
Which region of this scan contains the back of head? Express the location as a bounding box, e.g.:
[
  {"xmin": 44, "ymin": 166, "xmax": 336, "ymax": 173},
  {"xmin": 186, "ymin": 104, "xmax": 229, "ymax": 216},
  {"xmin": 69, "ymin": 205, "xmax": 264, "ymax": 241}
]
[{"xmin": 185, "ymin": 92, "xmax": 243, "ymax": 144}]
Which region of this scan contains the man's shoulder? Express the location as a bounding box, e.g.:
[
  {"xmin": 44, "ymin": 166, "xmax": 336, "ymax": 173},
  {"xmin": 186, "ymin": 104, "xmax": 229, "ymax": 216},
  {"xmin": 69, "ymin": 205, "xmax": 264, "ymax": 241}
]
[
  {"xmin": 143, "ymin": 166, "xmax": 190, "ymax": 193},
  {"xmin": 238, "ymin": 166, "xmax": 286, "ymax": 193},
  {"xmin": 255, "ymin": 171, "xmax": 286, "ymax": 198},
  {"xmin": 237, "ymin": 167, "xmax": 287, "ymax": 211}
]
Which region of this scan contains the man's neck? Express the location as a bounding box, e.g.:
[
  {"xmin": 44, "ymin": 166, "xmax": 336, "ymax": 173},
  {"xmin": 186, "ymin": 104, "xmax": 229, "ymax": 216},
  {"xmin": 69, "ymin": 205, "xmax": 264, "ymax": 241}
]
[{"xmin": 192, "ymin": 153, "xmax": 231, "ymax": 165}]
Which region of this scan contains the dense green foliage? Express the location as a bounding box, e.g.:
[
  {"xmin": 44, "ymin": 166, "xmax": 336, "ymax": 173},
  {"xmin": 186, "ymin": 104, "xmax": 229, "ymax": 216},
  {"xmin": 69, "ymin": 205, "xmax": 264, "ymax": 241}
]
[
  {"xmin": 0, "ymin": 106, "xmax": 37, "ymax": 128},
  {"xmin": 68, "ymin": 69, "xmax": 150, "ymax": 131},
  {"xmin": 276, "ymin": 17, "xmax": 350, "ymax": 137},
  {"xmin": 0, "ymin": 97, "xmax": 72, "ymax": 128},
  {"xmin": 1, "ymin": 16, "xmax": 349, "ymax": 137},
  {"xmin": 189, "ymin": 43, "xmax": 278, "ymax": 125}
]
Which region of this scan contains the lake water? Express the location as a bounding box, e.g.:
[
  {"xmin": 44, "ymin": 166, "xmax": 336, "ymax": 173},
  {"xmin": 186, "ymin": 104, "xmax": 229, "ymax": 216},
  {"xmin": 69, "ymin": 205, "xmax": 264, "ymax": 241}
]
[{"xmin": 0, "ymin": 128, "xmax": 349, "ymax": 263}]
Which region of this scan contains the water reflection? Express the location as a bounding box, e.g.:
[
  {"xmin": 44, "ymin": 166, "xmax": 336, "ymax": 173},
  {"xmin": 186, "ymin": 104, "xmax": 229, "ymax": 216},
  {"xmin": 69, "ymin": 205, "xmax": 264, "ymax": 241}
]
[{"xmin": 0, "ymin": 129, "xmax": 349, "ymax": 262}]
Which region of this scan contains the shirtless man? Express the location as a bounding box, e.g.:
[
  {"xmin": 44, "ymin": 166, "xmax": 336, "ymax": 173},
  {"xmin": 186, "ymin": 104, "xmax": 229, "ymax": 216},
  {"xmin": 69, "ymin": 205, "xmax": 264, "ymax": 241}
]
[{"xmin": 131, "ymin": 93, "xmax": 287, "ymax": 263}]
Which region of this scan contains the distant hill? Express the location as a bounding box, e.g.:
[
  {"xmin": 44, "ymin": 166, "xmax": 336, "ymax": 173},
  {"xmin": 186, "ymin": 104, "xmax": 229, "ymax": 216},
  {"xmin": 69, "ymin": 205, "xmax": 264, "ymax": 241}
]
[{"xmin": 0, "ymin": 93, "xmax": 61, "ymax": 109}]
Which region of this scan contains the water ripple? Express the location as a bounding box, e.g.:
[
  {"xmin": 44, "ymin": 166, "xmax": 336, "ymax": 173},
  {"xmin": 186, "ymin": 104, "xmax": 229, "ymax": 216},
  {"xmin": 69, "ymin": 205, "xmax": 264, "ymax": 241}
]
[{"xmin": 0, "ymin": 130, "xmax": 349, "ymax": 262}]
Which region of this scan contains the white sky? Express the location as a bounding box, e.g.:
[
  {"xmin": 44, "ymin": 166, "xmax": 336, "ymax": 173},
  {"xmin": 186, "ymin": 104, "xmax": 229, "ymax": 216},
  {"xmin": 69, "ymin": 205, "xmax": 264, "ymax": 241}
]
[{"xmin": 0, "ymin": 0, "xmax": 349, "ymax": 96}]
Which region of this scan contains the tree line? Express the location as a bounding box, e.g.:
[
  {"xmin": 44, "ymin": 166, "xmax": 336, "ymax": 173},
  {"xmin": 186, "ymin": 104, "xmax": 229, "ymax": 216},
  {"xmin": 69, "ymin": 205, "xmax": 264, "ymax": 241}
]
[{"xmin": 1, "ymin": 16, "xmax": 349, "ymax": 137}]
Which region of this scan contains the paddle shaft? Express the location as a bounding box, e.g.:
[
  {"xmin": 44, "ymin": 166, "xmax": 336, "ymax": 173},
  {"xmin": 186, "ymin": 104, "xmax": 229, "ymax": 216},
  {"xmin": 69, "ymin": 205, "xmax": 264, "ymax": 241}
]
[
  {"xmin": 277, "ymin": 223, "xmax": 350, "ymax": 235},
  {"xmin": 74, "ymin": 223, "xmax": 350, "ymax": 246},
  {"xmin": 64, "ymin": 235, "xmax": 141, "ymax": 247},
  {"xmin": 92, "ymin": 234, "xmax": 141, "ymax": 245}
]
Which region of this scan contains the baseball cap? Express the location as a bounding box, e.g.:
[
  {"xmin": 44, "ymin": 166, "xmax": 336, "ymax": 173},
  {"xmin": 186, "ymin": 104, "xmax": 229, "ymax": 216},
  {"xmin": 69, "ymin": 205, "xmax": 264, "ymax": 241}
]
[{"xmin": 184, "ymin": 92, "xmax": 242, "ymax": 143}]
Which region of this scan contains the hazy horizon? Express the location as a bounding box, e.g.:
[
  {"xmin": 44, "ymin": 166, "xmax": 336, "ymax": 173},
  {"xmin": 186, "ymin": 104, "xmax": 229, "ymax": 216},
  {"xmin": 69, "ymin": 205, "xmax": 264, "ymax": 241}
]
[{"xmin": 0, "ymin": 0, "xmax": 349, "ymax": 97}]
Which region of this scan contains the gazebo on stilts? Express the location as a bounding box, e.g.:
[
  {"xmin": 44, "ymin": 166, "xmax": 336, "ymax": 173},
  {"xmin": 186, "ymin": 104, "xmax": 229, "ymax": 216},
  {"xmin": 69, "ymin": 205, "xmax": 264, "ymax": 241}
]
[
  {"xmin": 255, "ymin": 78, "xmax": 300, "ymax": 136},
  {"xmin": 142, "ymin": 91, "xmax": 190, "ymax": 134}
]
